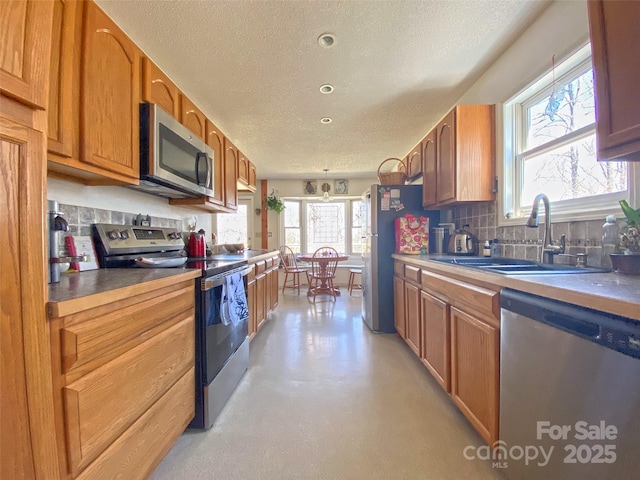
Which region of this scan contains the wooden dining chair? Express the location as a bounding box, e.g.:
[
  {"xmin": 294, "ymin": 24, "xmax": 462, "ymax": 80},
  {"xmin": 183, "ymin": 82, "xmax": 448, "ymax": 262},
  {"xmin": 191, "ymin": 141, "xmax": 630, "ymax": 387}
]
[
  {"xmin": 308, "ymin": 246, "xmax": 340, "ymax": 302},
  {"xmin": 279, "ymin": 245, "xmax": 309, "ymax": 295}
]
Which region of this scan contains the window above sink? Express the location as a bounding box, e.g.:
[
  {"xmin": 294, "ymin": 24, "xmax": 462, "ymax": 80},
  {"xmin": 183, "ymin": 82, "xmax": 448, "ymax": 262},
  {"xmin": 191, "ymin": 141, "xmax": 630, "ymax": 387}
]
[{"xmin": 501, "ymin": 43, "xmax": 639, "ymax": 225}]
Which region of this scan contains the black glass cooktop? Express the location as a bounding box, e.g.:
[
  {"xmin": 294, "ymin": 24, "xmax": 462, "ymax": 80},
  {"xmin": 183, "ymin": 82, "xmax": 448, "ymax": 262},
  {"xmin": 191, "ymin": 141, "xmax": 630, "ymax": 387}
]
[{"xmin": 186, "ymin": 258, "xmax": 248, "ymax": 278}]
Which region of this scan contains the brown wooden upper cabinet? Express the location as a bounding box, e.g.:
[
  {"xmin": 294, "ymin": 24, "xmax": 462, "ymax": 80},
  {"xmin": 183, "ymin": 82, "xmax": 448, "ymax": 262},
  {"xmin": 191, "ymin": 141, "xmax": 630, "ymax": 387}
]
[
  {"xmin": 407, "ymin": 142, "xmax": 423, "ymax": 180},
  {"xmin": 80, "ymin": 1, "xmax": 140, "ymax": 182},
  {"xmin": 142, "ymin": 57, "xmax": 180, "ymax": 119},
  {"xmin": 588, "ymin": 0, "xmax": 640, "ymax": 161},
  {"xmin": 48, "ymin": 0, "xmax": 82, "ymax": 160},
  {"xmin": 180, "ymin": 94, "xmax": 206, "ymax": 140},
  {"xmin": 238, "ymin": 151, "xmax": 249, "ymax": 184},
  {"xmin": 205, "ymin": 119, "xmax": 225, "ymax": 207},
  {"xmin": 424, "ymin": 104, "xmax": 494, "ymax": 207},
  {"xmin": 422, "ymin": 128, "xmax": 437, "ymax": 207},
  {"xmin": 0, "ymin": 0, "xmax": 53, "ymax": 109},
  {"xmin": 224, "ymin": 137, "xmax": 239, "ymax": 210},
  {"xmin": 237, "ymin": 151, "xmax": 257, "ymax": 192},
  {"xmin": 248, "ymin": 162, "xmax": 257, "ymax": 190}
]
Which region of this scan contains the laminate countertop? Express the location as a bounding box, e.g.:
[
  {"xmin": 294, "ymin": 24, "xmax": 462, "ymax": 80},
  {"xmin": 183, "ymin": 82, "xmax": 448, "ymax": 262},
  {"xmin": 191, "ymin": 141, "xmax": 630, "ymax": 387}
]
[
  {"xmin": 48, "ymin": 268, "xmax": 202, "ymax": 318},
  {"xmin": 392, "ymin": 254, "xmax": 640, "ymax": 322}
]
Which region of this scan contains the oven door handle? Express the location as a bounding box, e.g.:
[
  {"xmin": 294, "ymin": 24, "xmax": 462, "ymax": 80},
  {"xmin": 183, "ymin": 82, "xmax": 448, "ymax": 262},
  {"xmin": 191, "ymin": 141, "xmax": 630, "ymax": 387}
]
[{"xmin": 201, "ymin": 266, "xmax": 252, "ymax": 291}]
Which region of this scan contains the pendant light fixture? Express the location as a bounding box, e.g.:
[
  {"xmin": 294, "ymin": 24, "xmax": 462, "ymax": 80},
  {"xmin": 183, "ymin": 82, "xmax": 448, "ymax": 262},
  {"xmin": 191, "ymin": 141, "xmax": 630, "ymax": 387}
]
[{"xmin": 321, "ymin": 169, "xmax": 331, "ymax": 202}]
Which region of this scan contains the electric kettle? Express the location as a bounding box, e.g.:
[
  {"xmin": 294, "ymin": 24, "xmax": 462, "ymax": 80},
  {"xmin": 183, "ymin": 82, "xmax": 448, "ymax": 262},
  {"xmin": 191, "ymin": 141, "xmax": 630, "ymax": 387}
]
[
  {"xmin": 447, "ymin": 226, "xmax": 479, "ymax": 255},
  {"xmin": 188, "ymin": 229, "xmax": 206, "ymax": 258}
]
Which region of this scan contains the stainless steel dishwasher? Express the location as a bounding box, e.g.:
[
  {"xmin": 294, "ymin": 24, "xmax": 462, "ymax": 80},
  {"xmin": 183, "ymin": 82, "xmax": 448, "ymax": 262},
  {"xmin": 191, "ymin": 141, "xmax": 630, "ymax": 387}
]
[{"xmin": 500, "ymin": 289, "xmax": 640, "ymax": 480}]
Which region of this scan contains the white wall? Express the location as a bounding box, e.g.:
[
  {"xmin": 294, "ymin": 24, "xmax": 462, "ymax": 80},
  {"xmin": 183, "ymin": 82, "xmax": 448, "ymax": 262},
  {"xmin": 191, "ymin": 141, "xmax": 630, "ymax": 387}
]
[{"xmin": 458, "ymin": 1, "xmax": 589, "ymax": 105}]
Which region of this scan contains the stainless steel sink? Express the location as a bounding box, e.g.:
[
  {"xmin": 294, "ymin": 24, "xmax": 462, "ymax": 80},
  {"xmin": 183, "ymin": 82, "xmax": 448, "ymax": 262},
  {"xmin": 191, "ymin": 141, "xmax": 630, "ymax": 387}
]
[
  {"xmin": 430, "ymin": 256, "xmax": 537, "ymax": 266},
  {"xmin": 430, "ymin": 256, "xmax": 608, "ymax": 274},
  {"xmin": 476, "ymin": 264, "xmax": 607, "ymax": 275}
]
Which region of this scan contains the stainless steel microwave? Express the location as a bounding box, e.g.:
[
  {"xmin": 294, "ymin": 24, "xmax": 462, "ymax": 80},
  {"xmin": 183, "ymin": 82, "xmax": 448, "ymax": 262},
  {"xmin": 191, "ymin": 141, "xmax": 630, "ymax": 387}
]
[{"xmin": 134, "ymin": 103, "xmax": 214, "ymax": 199}]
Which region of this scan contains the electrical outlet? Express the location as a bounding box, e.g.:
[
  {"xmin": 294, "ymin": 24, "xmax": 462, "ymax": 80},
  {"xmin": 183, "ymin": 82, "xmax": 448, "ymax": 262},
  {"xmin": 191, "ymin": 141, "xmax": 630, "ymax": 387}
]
[{"xmin": 268, "ymin": 232, "xmax": 272, "ymax": 237}]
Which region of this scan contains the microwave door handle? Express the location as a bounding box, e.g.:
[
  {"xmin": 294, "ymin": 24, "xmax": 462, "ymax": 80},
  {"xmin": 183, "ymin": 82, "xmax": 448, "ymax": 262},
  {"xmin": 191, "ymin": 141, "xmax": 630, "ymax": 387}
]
[
  {"xmin": 195, "ymin": 152, "xmax": 206, "ymax": 186},
  {"xmin": 205, "ymin": 152, "xmax": 212, "ymax": 189}
]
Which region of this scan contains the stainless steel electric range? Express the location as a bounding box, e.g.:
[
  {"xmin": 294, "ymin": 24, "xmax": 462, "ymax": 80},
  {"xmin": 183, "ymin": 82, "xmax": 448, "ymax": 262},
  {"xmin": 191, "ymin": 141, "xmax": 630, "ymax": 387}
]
[{"xmin": 93, "ymin": 223, "xmax": 251, "ymax": 429}]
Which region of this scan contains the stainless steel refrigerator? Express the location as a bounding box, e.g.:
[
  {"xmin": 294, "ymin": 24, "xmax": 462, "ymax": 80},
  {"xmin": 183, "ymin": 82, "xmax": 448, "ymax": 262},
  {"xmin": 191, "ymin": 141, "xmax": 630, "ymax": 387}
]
[{"xmin": 361, "ymin": 184, "xmax": 440, "ymax": 333}]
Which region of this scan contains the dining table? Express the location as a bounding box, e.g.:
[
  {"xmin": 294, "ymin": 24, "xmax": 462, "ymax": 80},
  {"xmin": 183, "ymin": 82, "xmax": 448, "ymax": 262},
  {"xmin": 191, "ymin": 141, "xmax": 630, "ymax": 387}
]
[{"xmin": 297, "ymin": 252, "xmax": 349, "ymax": 296}]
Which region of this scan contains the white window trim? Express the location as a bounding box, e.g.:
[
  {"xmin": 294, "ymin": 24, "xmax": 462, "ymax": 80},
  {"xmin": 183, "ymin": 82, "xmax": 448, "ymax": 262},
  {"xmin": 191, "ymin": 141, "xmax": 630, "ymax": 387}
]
[
  {"xmin": 280, "ymin": 197, "xmax": 362, "ymax": 255},
  {"xmin": 500, "ymin": 43, "xmax": 639, "ymax": 226}
]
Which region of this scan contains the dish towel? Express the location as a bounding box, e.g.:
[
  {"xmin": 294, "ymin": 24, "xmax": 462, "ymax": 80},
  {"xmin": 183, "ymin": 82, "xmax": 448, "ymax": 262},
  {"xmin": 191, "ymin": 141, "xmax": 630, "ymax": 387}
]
[{"xmin": 220, "ymin": 272, "xmax": 249, "ymax": 326}]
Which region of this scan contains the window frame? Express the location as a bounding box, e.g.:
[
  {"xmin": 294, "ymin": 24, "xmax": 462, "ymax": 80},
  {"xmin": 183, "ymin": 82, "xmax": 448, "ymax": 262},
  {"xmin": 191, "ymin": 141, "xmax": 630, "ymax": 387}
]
[
  {"xmin": 501, "ymin": 43, "xmax": 638, "ymax": 226},
  {"xmin": 280, "ymin": 197, "xmax": 362, "ymax": 255}
]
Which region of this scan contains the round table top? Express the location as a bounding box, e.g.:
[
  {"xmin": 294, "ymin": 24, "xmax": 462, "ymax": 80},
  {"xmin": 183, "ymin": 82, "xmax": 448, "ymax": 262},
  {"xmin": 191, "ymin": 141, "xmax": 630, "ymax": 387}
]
[{"xmin": 298, "ymin": 253, "xmax": 349, "ymax": 262}]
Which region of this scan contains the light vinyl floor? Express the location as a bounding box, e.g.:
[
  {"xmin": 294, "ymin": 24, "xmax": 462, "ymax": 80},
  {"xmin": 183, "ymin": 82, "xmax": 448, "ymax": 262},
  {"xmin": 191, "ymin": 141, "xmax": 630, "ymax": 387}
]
[{"xmin": 151, "ymin": 292, "xmax": 505, "ymax": 480}]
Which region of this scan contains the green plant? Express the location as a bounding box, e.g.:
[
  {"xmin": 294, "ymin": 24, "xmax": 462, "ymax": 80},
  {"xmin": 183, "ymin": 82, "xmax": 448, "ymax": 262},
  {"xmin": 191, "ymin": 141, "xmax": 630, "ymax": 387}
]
[
  {"xmin": 619, "ymin": 200, "xmax": 640, "ymax": 252},
  {"xmin": 265, "ymin": 192, "xmax": 285, "ymax": 213}
]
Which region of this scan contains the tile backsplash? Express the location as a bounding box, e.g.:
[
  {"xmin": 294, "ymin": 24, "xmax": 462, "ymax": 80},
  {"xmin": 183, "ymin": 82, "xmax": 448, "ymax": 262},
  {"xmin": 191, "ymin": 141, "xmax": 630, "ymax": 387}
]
[
  {"xmin": 56, "ymin": 203, "xmax": 184, "ymax": 255},
  {"xmin": 450, "ymin": 202, "xmax": 605, "ymax": 267}
]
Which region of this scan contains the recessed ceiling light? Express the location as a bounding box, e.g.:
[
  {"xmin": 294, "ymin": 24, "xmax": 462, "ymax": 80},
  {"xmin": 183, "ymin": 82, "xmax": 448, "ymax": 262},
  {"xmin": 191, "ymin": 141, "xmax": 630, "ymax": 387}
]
[
  {"xmin": 317, "ymin": 33, "xmax": 336, "ymax": 48},
  {"xmin": 320, "ymin": 117, "xmax": 332, "ymax": 124},
  {"xmin": 319, "ymin": 84, "xmax": 334, "ymax": 94}
]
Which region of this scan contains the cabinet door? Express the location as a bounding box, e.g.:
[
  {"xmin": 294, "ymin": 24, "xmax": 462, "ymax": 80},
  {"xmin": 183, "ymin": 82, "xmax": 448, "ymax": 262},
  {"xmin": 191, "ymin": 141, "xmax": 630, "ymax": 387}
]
[
  {"xmin": 1, "ymin": 118, "xmax": 59, "ymax": 479},
  {"xmin": 588, "ymin": 0, "xmax": 640, "ymax": 161},
  {"xmin": 81, "ymin": 1, "xmax": 140, "ymax": 181},
  {"xmin": 205, "ymin": 119, "xmax": 225, "ymax": 206},
  {"xmin": 407, "ymin": 142, "xmax": 422, "ymax": 180},
  {"xmin": 224, "ymin": 137, "xmax": 238, "ymax": 210},
  {"xmin": 436, "ymin": 109, "xmax": 456, "ymax": 203},
  {"xmin": 48, "ymin": 0, "xmax": 81, "ymax": 158},
  {"xmin": 256, "ymin": 273, "xmax": 267, "ymax": 330},
  {"xmin": 180, "ymin": 95, "xmax": 205, "ymax": 140},
  {"xmin": 0, "ymin": 0, "xmax": 53, "ymax": 109},
  {"xmin": 450, "ymin": 307, "xmax": 499, "ymax": 444},
  {"xmin": 238, "ymin": 151, "xmax": 249, "ymax": 183},
  {"xmin": 422, "ymin": 128, "xmax": 437, "ymax": 207},
  {"xmin": 404, "ymin": 282, "xmax": 421, "ymax": 356},
  {"xmin": 141, "ymin": 57, "xmax": 180, "ymax": 119},
  {"xmin": 420, "ymin": 291, "xmax": 450, "ymax": 392},
  {"xmin": 248, "ymin": 161, "xmax": 257, "ymax": 189},
  {"xmin": 393, "ymin": 276, "xmax": 406, "ymax": 338},
  {"xmin": 269, "ymin": 267, "xmax": 279, "ymax": 311},
  {"xmin": 247, "ymin": 279, "xmax": 257, "ymax": 339}
]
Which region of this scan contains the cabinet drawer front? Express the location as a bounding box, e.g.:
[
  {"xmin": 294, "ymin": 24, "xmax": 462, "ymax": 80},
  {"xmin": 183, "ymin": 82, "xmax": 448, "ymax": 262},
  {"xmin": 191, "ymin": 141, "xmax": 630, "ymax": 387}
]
[
  {"xmin": 394, "ymin": 262, "xmax": 405, "ymax": 277},
  {"xmin": 76, "ymin": 368, "xmax": 194, "ymax": 480},
  {"xmin": 405, "ymin": 265, "xmax": 421, "ymax": 283},
  {"xmin": 421, "ymin": 270, "xmax": 498, "ymax": 320},
  {"xmin": 64, "ymin": 317, "xmax": 194, "ymax": 474},
  {"xmin": 255, "ymin": 260, "xmax": 267, "ymax": 274},
  {"xmin": 61, "ymin": 284, "xmax": 194, "ymax": 376}
]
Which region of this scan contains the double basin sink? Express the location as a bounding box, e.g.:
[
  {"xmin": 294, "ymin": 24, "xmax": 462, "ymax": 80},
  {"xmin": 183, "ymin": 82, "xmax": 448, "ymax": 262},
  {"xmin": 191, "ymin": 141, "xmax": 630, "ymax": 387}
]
[{"xmin": 431, "ymin": 256, "xmax": 608, "ymax": 275}]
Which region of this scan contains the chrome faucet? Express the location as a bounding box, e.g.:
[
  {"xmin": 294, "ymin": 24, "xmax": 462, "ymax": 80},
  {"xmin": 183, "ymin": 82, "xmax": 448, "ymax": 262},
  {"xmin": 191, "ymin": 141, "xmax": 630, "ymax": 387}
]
[{"xmin": 526, "ymin": 193, "xmax": 565, "ymax": 264}]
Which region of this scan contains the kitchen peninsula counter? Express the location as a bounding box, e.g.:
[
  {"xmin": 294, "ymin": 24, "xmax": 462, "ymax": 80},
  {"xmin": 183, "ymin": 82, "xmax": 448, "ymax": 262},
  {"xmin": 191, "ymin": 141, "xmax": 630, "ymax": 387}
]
[
  {"xmin": 48, "ymin": 268, "xmax": 201, "ymax": 317},
  {"xmin": 393, "ymin": 254, "xmax": 640, "ymax": 322}
]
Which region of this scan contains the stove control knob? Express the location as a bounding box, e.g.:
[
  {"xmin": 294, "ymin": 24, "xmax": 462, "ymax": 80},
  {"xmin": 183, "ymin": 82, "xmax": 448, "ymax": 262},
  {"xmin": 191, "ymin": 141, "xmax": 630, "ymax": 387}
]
[
  {"xmin": 119, "ymin": 230, "xmax": 129, "ymax": 240},
  {"xmin": 168, "ymin": 232, "xmax": 181, "ymax": 240},
  {"xmin": 107, "ymin": 230, "xmax": 120, "ymax": 240}
]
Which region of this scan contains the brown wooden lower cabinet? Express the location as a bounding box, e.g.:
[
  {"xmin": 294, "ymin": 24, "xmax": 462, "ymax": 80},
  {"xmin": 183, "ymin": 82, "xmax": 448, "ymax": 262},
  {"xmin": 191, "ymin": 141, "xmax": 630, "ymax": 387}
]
[
  {"xmin": 450, "ymin": 306, "xmax": 499, "ymax": 444},
  {"xmin": 394, "ymin": 259, "xmax": 500, "ymax": 445},
  {"xmin": 393, "ymin": 276, "xmax": 406, "ymax": 339},
  {"xmin": 404, "ymin": 282, "xmax": 421, "ymax": 356},
  {"xmin": 247, "ymin": 254, "xmax": 280, "ymax": 338},
  {"xmin": 420, "ymin": 290, "xmax": 450, "ymax": 392},
  {"xmin": 248, "ymin": 277, "xmax": 257, "ymax": 339},
  {"xmin": 49, "ymin": 278, "xmax": 196, "ymax": 479}
]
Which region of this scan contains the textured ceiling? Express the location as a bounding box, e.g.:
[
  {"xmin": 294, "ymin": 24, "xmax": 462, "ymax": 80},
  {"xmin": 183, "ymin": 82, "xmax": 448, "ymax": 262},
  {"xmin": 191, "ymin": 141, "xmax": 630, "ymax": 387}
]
[{"xmin": 96, "ymin": 0, "xmax": 550, "ymax": 180}]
